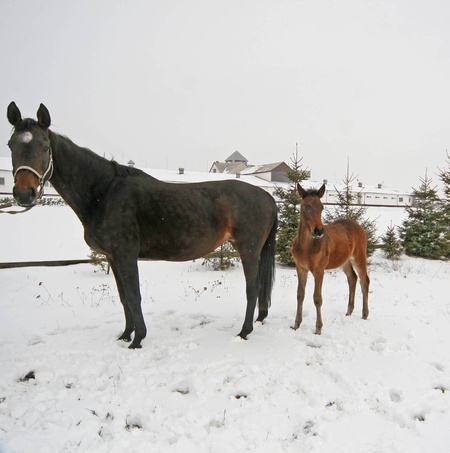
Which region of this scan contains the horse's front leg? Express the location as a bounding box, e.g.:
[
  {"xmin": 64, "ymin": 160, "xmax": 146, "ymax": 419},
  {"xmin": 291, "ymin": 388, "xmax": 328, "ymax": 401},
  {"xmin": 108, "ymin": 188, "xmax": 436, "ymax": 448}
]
[
  {"xmin": 312, "ymin": 271, "xmax": 324, "ymax": 335},
  {"xmin": 292, "ymin": 266, "xmax": 308, "ymax": 330},
  {"xmin": 109, "ymin": 259, "xmax": 134, "ymax": 343},
  {"xmin": 110, "ymin": 254, "xmax": 147, "ymax": 349}
]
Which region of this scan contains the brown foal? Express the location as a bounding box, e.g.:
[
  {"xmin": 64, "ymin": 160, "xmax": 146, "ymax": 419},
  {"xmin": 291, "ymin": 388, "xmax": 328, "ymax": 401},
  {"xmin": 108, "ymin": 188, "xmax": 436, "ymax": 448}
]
[{"xmin": 291, "ymin": 184, "xmax": 370, "ymax": 335}]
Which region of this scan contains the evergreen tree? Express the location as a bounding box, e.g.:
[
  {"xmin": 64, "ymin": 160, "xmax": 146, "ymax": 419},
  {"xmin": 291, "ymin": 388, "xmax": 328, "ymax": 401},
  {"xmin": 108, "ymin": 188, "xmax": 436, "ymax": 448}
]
[
  {"xmin": 380, "ymin": 223, "xmax": 403, "ymax": 260},
  {"xmin": 324, "ymin": 165, "xmax": 378, "ymax": 257},
  {"xmin": 274, "ymin": 148, "xmax": 310, "ymax": 265},
  {"xmin": 437, "ymin": 152, "xmax": 450, "ymax": 258},
  {"xmin": 399, "ymin": 171, "xmax": 449, "ymax": 259}
]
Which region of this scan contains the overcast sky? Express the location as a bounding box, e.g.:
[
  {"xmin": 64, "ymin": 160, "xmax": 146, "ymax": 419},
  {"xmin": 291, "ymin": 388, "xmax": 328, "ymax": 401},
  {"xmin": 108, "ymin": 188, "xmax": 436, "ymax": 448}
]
[{"xmin": 1, "ymin": 0, "xmax": 450, "ymax": 192}]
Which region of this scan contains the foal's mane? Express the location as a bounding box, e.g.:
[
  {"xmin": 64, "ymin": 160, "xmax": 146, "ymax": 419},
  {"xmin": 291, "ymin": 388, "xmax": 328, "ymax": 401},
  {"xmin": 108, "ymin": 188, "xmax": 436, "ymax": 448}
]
[{"xmin": 301, "ymin": 188, "xmax": 322, "ymax": 198}]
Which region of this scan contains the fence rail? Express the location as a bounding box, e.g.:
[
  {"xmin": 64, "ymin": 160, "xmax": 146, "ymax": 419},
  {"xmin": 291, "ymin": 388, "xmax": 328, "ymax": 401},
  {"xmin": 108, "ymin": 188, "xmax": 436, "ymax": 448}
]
[{"xmin": 0, "ymin": 259, "xmax": 91, "ymax": 269}]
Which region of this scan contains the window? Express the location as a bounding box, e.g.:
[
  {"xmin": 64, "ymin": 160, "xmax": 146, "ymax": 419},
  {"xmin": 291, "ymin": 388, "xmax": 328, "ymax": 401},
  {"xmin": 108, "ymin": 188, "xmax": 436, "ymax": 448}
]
[
  {"xmin": 0, "ymin": 177, "xmax": 5, "ymax": 186},
  {"xmin": 399, "ymin": 197, "xmax": 403, "ymax": 202}
]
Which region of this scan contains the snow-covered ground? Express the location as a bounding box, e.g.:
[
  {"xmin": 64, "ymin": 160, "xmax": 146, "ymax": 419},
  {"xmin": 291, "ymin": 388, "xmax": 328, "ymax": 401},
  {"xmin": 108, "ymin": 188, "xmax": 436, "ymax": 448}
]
[{"xmin": 1, "ymin": 206, "xmax": 449, "ymax": 453}]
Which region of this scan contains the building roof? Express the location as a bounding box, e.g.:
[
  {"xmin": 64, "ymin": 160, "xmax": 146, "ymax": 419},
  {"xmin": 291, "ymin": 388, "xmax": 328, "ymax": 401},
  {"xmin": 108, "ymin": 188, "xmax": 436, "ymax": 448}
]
[
  {"xmin": 240, "ymin": 162, "xmax": 287, "ymax": 175},
  {"xmin": 225, "ymin": 151, "xmax": 248, "ymax": 163}
]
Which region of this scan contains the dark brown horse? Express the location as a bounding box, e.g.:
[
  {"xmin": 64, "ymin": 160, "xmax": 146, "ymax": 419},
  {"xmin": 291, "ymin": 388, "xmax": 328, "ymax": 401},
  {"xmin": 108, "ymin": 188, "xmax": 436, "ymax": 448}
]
[
  {"xmin": 7, "ymin": 102, "xmax": 277, "ymax": 349},
  {"xmin": 291, "ymin": 184, "xmax": 369, "ymax": 335}
]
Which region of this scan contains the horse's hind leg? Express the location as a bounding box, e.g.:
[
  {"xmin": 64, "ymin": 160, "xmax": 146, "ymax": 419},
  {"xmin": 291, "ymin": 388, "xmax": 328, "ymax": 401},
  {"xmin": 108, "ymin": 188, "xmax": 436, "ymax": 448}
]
[
  {"xmin": 292, "ymin": 266, "xmax": 308, "ymax": 330},
  {"xmin": 342, "ymin": 261, "xmax": 357, "ymax": 316},
  {"xmin": 237, "ymin": 252, "xmax": 260, "ymax": 339},
  {"xmin": 353, "ymin": 261, "xmax": 370, "ymax": 320}
]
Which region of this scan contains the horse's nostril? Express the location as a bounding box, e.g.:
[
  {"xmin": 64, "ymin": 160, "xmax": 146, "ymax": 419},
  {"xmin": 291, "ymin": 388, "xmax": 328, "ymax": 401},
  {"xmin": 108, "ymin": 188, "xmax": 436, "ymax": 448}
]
[
  {"xmin": 313, "ymin": 227, "xmax": 324, "ymax": 238},
  {"xmin": 13, "ymin": 185, "xmax": 37, "ymax": 206}
]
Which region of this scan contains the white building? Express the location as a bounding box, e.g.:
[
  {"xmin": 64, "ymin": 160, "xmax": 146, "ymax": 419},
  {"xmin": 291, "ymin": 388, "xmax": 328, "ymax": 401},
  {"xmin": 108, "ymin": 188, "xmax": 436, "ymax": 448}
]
[{"xmin": 0, "ymin": 156, "xmax": 414, "ymax": 207}]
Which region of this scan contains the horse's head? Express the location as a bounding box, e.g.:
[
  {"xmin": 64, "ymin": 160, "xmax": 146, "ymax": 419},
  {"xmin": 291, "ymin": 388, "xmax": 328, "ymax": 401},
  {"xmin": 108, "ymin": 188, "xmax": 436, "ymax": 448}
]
[
  {"xmin": 7, "ymin": 102, "xmax": 53, "ymax": 207},
  {"xmin": 297, "ymin": 183, "xmax": 326, "ymax": 239}
]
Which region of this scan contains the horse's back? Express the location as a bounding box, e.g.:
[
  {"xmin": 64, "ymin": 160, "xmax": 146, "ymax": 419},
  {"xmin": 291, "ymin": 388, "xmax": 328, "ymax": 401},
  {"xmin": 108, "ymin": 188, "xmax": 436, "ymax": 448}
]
[
  {"xmin": 96, "ymin": 176, "xmax": 276, "ymax": 261},
  {"xmin": 325, "ymin": 219, "xmax": 367, "ymax": 268}
]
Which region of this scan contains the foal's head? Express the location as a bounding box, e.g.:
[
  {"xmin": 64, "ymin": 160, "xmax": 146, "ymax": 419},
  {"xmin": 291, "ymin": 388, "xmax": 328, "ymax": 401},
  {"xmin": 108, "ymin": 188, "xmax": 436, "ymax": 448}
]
[
  {"xmin": 297, "ymin": 183, "xmax": 326, "ymax": 239},
  {"xmin": 7, "ymin": 102, "xmax": 53, "ymax": 207}
]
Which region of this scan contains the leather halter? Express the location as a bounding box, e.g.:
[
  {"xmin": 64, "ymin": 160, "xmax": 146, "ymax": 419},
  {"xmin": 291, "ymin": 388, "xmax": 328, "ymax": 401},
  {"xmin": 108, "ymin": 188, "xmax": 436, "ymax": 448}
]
[{"xmin": 13, "ymin": 147, "xmax": 54, "ymax": 203}]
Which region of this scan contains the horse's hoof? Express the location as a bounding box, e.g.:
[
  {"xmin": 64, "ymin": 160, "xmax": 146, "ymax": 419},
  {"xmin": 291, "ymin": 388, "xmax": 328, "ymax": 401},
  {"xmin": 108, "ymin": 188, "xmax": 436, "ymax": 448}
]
[
  {"xmin": 256, "ymin": 310, "xmax": 268, "ymax": 323},
  {"xmin": 237, "ymin": 332, "xmax": 249, "ymax": 340},
  {"xmin": 290, "ymin": 325, "xmax": 299, "ymax": 331},
  {"xmin": 118, "ymin": 335, "xmax": 132, "ymax": 342},
  {"xmin": 128, "ymin": 342, "xmax": 142, "ymax": 349}
]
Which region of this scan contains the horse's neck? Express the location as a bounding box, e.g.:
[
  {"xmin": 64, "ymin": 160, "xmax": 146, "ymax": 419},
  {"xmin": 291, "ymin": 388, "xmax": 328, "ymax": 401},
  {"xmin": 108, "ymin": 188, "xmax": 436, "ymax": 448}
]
[
  {"xmin": 48, "ymin": 131, "xmax": 116, "ymax": 224},
  {"xmin": 297, "ymin": 216, "xmax": 310, "ymax": 239}
]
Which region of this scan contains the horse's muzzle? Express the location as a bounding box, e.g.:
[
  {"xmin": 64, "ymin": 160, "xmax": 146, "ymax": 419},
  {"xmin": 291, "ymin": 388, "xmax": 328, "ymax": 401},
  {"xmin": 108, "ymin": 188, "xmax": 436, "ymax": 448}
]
[
  {"xmin": 312, "ymin": 227, "xmax": 325, "ymax": 239},
  {"xmin": 13, "ymin": 184, "xmax": 38, "ymax": 207}
]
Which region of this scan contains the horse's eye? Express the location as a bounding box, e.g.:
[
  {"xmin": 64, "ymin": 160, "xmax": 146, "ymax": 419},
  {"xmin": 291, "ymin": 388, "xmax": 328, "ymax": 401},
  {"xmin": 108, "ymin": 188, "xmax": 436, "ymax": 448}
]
[
  {"xmin": 304, "ymin": 205, "xmax": 311, "ymax": 212},
  {"xmin": 43, "ymin": 145, "xmax": 50, "ymax": 152}
]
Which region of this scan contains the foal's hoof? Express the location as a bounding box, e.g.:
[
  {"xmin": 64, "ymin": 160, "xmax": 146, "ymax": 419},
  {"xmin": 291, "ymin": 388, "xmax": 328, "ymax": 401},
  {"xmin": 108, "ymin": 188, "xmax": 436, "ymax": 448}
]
[
  {"xmin": 118, "ymin": 334, "xmax": 132, "ymax": 343},
  {"xmin": 291, "ymin": 324, "xmax": 300, "ymax": 331}
]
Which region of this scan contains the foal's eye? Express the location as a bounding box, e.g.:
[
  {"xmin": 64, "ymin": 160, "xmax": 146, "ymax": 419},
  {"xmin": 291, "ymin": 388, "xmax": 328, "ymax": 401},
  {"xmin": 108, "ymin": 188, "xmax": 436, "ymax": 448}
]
[{"xmin": 304, "ymin": 205, "xmax": 311, "ymax": 212}]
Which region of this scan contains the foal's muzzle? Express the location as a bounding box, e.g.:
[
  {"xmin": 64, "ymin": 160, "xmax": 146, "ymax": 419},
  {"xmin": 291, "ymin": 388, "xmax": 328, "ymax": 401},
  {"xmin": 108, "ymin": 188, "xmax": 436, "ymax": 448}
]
[{"xmin": 312, "ymin": 227, "xmax": 325, "ymax": 239}]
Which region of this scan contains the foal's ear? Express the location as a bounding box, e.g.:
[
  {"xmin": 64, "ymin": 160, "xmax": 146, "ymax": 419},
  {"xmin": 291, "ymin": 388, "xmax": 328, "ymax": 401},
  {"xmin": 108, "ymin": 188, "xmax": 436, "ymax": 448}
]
[
  {"xmin": 37, "ymin": 103, "xmax": 51, "ymax": 129},
  {"xmin": 297, "ymin": 183, "xmax": 308, "ymax": 199},
  {"xmin": 317, "ymin": 184, "xmax": 326, "ymax": 198},
  {"xmin": 7, "ymin": 101, "xmax": 22, "ymax": 126}
]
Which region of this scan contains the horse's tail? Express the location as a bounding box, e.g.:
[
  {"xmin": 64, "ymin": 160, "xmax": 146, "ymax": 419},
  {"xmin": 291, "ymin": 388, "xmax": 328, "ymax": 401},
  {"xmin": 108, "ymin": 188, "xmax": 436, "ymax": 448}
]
[{"xmin": 256, "ymin": 212, "xmax": 277, "ymax": 321}]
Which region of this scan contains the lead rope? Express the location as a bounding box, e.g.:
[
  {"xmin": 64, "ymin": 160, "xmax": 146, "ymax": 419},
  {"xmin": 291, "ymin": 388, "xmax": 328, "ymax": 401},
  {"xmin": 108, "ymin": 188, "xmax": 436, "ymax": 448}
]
[{"xmin": 0, "ymin": 202, "xmax": 33, "ymax": 215}]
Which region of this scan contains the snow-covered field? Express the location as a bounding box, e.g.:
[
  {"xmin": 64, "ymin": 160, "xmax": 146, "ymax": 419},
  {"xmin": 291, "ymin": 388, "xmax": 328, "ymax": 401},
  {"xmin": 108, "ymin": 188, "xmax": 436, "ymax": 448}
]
[{"xmin": 1, "ymin": 206, "xmax": 449, "ymax": 453}]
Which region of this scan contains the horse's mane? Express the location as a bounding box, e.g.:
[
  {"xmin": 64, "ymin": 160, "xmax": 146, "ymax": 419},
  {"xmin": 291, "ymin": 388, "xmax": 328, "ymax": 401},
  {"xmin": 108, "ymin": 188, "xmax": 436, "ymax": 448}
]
[
  {"xmin": 112, "ymin": 161, "xmax": 146, "ymax": 177},
  {"xmin": 12, "ymin": 118, "xmax": 38, "ymax": 132}
]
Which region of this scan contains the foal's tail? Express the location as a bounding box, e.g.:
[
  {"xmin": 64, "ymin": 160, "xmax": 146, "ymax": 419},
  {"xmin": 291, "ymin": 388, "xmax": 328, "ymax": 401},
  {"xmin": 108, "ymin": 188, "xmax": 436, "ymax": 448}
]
[{"xmin": 256, "ymin": 213, "xmax": 277, "ymax": 321}]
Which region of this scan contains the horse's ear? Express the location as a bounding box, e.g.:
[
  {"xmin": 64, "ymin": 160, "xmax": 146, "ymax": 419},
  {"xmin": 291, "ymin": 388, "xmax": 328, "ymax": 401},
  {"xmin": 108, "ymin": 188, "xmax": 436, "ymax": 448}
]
[
  {"xmin": 37, "ymin": 103, "xmax": 51, "ymax": 129},
  {"xmin": 7, "ymin": 101, "xmax": 22, "ymax": 126},
  {"xmin": 317, "ymin": 184, "xmax": 326, "ymax": 198},
  {"xmin": 297, "ymin": 183, "xmax": 307, "ymax": 199}
]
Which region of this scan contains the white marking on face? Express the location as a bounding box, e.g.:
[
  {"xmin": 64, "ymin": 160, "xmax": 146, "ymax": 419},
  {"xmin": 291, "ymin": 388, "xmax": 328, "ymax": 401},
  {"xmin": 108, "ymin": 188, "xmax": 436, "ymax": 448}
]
[{"xmin": 18, "ymin": 132, "xmax": 33, "ymax": 143}]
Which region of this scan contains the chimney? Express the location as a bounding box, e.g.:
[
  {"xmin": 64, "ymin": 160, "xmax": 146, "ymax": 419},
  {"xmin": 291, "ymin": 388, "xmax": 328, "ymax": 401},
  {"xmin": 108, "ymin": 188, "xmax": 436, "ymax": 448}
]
[
  {"xmin": 323, "ymin": 179, "xmax": 328, "ymax": 185},
  {"xmin": 358, "ymin": 182, "xmax": 363, "ymax": 187},
  {"xmin": 178, "ymin": 168, "xmax": 184, "ymax": 175},
  {"xmin": 378, "ymin": 183, "xmax": 382, "ymax": 189}
]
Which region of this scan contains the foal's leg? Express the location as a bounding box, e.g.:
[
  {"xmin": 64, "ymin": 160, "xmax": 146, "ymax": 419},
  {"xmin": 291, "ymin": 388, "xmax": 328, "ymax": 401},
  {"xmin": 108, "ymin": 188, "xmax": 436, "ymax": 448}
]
[
  {"xmin": 292, "ymin": 266, "xmax": 308, "ymax": 330},
  {"xmin": 342, "ymin": 261, "xmax": 357, "ymax": 316},
  {"xmin": 353, "ymin": 261, "xmax": 370, "ymax": 320},
  {"xmin": 312, "ymin": 271, "xmax": 325, "ymax": 335}
]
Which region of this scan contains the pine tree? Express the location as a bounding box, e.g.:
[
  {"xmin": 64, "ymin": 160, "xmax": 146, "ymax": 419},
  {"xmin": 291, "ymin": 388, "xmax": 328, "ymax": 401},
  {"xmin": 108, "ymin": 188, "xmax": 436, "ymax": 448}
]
[
  {"xmin": 380, "ymin": 223, "xmax": 403, "ymax": 260},
  {"xmin": 324, "ymin": 164, "xmax": 378, "ymax": 257},
  {"xmin": 274, "ymin": 147, "xmax": 310, "ymax": 266},
  {"xmin": 399, "ymin": 171, "xmax": 449, "ymax": 259},
  {"xmin": 437, "ymin": 152, "xmax": 450, "ymax": 258}
]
